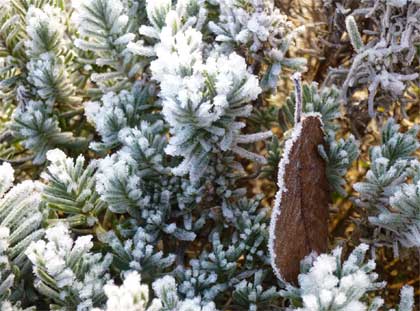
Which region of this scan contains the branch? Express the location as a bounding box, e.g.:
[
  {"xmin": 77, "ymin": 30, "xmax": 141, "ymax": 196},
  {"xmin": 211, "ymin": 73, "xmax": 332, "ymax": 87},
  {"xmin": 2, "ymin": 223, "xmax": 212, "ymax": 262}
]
[{"xmin": 0, "ymin": 130, "xmax": 13, "ymax": 143}]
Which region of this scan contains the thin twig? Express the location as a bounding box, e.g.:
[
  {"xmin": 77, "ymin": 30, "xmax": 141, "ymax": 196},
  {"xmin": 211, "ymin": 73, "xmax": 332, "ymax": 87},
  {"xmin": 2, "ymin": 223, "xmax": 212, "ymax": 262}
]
[
  {"xmin": 0, "ymin": 130, "xmax": 13, "ymax": 143},
  {"xmin": 0, "ymin": 155, "xmax": 34, "ymax": 165}
]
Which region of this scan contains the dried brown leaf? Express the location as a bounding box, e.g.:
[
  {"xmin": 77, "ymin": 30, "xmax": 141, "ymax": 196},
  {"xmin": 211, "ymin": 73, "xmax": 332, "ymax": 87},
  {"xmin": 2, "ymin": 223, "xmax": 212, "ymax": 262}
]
[{"xmin": 269, "ymin": 114, "xmax": 330, "ymax": 284}]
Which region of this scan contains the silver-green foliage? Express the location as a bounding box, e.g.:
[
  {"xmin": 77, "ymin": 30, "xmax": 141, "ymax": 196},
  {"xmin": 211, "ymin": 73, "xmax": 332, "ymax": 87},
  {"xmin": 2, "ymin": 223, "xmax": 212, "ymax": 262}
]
[
  {"xmin": 0, "ymin": 0, "xmax": 417, "ymax": 310},
  {"xmin": 0, "ymin": 162, "xmax": 43, "ymax": 309},
  {"xmin": 41, "ymin": 149, "xmax": 106, "ymax": 229},
  {"xmin": 10, "ymin": 100, "xmax": 88, "ymax": 164},
  {"xmin": 26, "ymin": 222, "xmax": 112, "ymax": 310},
  {"xmin": 281, "ymin": 243, "xmax": 414, "ymax": 311},
  {"xmin": 337, "ymin": 1, "xmax": 420, "ymax": 116},
  {"xmin": 319, "ymin": 133, "xmax": 359, "ymax": 196},
  {"xmin": 3, "ymin": 1, "xmax": 86, "ymax": 163},
  {"xmin": 354, "ymin": 118, "xmax": 420, "ymax": 251},
  {"xmin": 278, "ymin": 82, "xmax": 341, "ymax": 132},
  {"xmin": 279, "ymin": 81, "xmax": 359, "ymax": 196},
  {"xmin": 72, "ymin": 0, "xmax": 144, "ymax": 90}
]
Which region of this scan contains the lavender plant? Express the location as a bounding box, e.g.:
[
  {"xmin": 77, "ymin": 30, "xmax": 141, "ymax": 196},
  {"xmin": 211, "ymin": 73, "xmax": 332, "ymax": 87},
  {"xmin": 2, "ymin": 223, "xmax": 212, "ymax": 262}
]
[
  {"xmin": 0, "ymin": 0, "xmax": 417, "ymax": 310},
  {"xmin": 326, "ymin": 0, "xmax": 420, "ymax": 116},
  {"xmin": 26, "ymin": 222, "xmax": 113, "ymax": 310},
  {"xmin": 282, "ymin": 244, "xmax": 414, "ymax": 311},
  {"xmin": 0, "ymin": 162, "xmax": 43, "ymax": 308},
  {"xmin": 354, "ymin": 118, "xmax": 420, "ymax": 254},
  {"xmin": 93, "ymin": 271, "xmax": 217, "ymax": 311}
]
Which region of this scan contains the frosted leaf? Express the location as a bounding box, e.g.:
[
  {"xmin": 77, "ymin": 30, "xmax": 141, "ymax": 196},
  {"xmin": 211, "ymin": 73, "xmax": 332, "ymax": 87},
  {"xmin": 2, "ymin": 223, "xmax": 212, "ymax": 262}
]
[
  {"xmin": 0, "ymin": 162, "xmax": 14, "ymax": 198},
  {"xmin": 339, "ymin": 1, "xmax": 420, "ymax": 115},
  {"xmin": 209, "ymin": 0, "xmax": 305, "ymax": 91},
  {"xmin": 87, "ymin": 86, "xmax": 155, "ymax": 152},
  {"xmin": 354, "ymin": 119, "xmax": 419, "ymax": 251},
  {"xmin": 26, "ymin": 53, "xmax": 78, "ymax": 105},
  {"xmin": 0, "ymin": 226, "xmax": 10, "ymax": 269},
  {"xmin": 151, "ymin": 275, "xmax": 218, "ymax": 310},
  {"xmin": 345, "ymin": 16, "xmax": 363, "ymax": 52},
  {"xmin": 146, "ymin": 0, "xmax": 172, "ymax": 30},
  {"xmin": 71, "ymin": 0, "xmax": 140, "ymax": 89},
  {"xmin": 152, "ymin": 26, "xmax": 265, "ymax": 180},
  {"xmin": 45, "ymin": 148, "xmax": 67, "ymax": 163},
  {"xmin": 101, "ymin": 271, "xmax": 149, "ymax": 311},
  {"xmin": 281, "ymin": 244, "xmax": 389, "ymax": 310},
  {"xmin": 397, "ymin": 285, "xmax": 414, "ymax": 311},
  {"xmin": 26, "ymin": 223, "xmax": 111, "ymax": 309},
  {"xmin": 388, "ymin": 0, "xmax": 409, "ymax": 7},
  {"xmin": 25, "ymin": 5, "xmax": 65, "ymax": 57},
  {"xmin": 269, "ymin": 114, "xmax": 329, "ymax": 284},
  {"xmin": 0, "ymin": 168, "xmax": 44, "ymax": 284}
]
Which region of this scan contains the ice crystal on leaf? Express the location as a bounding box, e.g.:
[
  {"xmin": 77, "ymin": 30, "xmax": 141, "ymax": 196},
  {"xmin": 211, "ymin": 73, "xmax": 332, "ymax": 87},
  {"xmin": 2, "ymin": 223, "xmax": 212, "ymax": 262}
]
[
  {"xmin": 26, "ymin": 223, "xmax": 112, "ymax": 310},
  {"xmin": 354, "ymin": 119, "xmax": 420, "ymax": 252},
  {"xmin": 0, "ymin": 0, "xmax": 417, "ymax": 310},
  {"xmin": 333, "ymin": 1, "xmax": 420, "ymax": 116},
  {"xmin": 152, "ymin": 27, "xmax": 270, "ymax": 181},
  {"xmin": 208, "ymin": 0, "xmax": 306, "ymax": 91},
  {"xmin": 95, "ymin": 271, "xmax": 218, "ymax": 311},
  {"xmin": 282, "ymin": 244, "xmax": 414, "ymax": 311},
  {"xmin": 25, "ymin": 5, "xmax": 65, "ymax": 58}
]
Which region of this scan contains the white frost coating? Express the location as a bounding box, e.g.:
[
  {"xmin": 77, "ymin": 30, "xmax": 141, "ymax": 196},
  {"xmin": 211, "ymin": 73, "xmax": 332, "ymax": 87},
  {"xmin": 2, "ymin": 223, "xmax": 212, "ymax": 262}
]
[
  {"xmin": 235, "ymin": 131, "xmax": 273, "ymax": 144},
  {"xmin": 303, "ymin": 112, "xmax": 324, "ymax": 125},
  {"xmin": 268, "ymin": 113, "xmax": 323, "ymax": 283},
  {"xmin": 26, "ymin": 222, "xmax": 112, "ymax": 309},
  {"xmin": 281, "ymin": 243, "xmax": 393, "ymax": 310},
  {"xmin": 25, "ymin": 5, "xmax": 65, "ymax": 57},
  {"xmin": 0, "ymin": 162, "xmax": 14, "ymax": 198},
  {"xmin": 268, "ymin": 120, "xmax": 302, "ymax": 283},
  {"xmin": 100, "ymin": 271, "xmax": 149, "ymax": 311},
  {"xmin": 292, "ymin": 72, "xmax": 302, "ymax": 124}
]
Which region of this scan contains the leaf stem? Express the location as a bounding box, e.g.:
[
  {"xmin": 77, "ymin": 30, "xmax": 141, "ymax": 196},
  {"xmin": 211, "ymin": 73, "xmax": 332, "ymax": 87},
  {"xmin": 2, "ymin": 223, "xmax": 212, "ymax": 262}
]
[{"xmin": 292, "ymin": 72, "xmax": 303, "ymax": 124}]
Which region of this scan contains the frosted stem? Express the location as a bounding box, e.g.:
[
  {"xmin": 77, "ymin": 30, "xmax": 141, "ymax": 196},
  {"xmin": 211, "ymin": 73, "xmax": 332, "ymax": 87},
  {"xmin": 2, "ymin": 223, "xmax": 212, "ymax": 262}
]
[
  {"xmin": 236, "ymin": 131, "xmax": 273, "ymax": 144},
  {"xmin": 345, "ymin": 16, "xmax": 364, "ymax": 52},
  {"xmin": 232, "ymin": 146, "xmax": 267, "ymax": 164},
  {"xmin": 292, "ymin": 72, "xmax": 303, "ymax": 124}
]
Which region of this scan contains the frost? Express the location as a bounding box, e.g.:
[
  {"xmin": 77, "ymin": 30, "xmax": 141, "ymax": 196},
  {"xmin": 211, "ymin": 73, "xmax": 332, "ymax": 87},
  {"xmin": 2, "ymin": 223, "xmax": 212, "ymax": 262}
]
[
  {"xmin": 72, "ymin": 0, "xmax": 140, "ymax": 88},
  {"xmin": 41, "ymin": 148, "xmax": 104, "ymax": 228},
  {"xmin": 146, "ymin": 0, "xmax": 172, "ymax": 30},
  {"xmin": 354, "ymin": 119, "xmax": 419, "ymax": 251},
  {"xmin": 96, "ymin": 272, "xmax": 218, "ymax": 311},
  {"xmin": 281, "ymin": 244, "xmax": 413, "ymax": 310},
  {"xmin": 0, "ymin": 163, "xmax": 14, "ymax": 197},
  {"xmin": 0, "ymin": 0, "xmax": 416, "ymax": 309},
  {"xmin": 208, "ymin": 0, "xmax": 306, "ymax": 91},
  {"xmin": 26, "ymin": 223, "xmax": 112, "ymax": 310},
  {"xmin": 102, "ymin": 226, "xmax": 175, "ymax": 275},
  {"xmin": 334, "ymin": 1, "xmax": 420, "ymax": 115},
  {"xmin": 27, "ymin": 53, "xmax": 77, "ymax": 104},
  {"xmin": 153, "ymin": 30, "xmax": 267, "ymax": 180},
  {"xmin": 25, "ymin": 5, "xmax": 65, "ymax": 57},
  {"xmin": 99, "ymin": 271, "xmax": 149, "ymax": 311},
  {"xmin": 0, "ymin": 164, "xmax": 44, "ymax": 306},
  {"xmin": 269, "ymin": 118, "xmax": 303, "ymax": 283},
  {"xmin": 85, "ymin": 85, "xmax": 154, "ymax": 152}
]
